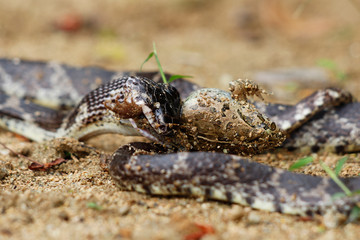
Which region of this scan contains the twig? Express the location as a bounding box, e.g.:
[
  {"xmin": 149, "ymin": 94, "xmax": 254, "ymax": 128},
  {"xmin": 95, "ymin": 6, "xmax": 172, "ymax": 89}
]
[
  {"xmin": 0, "ymin": 141, "xmax": 38, "ymax": 163},
  {"xmin": 0, "ymin": 141, "xmax": 68, "ymax": 171}
]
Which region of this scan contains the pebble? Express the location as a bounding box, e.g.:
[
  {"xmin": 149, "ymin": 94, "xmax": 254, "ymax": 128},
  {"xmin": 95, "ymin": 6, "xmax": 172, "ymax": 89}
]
[
  {"xmin": 0, "ymin": 168, "xmax": 9, "ymax": 180},
  {"xmin": 4, "ymin": 162, "xmax": 13, "ymax": 170},
  {"xmin": 226, "ymin": 205, "xmax": 245, "ymax": 221},
  {"xmin": 247, "ymin": 212, "xmax": 261, "ymax": 224},
  {"xmin": 119, "ymin": 205, "xmax": 131, "ymax": 216},
  {"xmin": 58, "ymin": 211, "xmax": 70, "ymax": 221},
  {"xmin": 322, "ymin": 211, "xmax": 346, "ymax": 228}
]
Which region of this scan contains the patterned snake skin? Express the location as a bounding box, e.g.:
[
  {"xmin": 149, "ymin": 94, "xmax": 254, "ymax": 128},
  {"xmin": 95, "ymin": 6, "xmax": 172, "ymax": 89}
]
[{"xmin": 0, "ymin": 58, "xmax": 359, "ymax": 216}]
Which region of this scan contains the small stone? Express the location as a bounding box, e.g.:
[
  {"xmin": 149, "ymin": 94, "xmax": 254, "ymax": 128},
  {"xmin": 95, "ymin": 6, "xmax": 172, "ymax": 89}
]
[
  {"xmin": 4, "ymin": 162, "xmax": 13, "ymax": 170},
  {"xmin": 247, "ymin": 212, "xmax": 261, "ymax": 224},
  {"xmin": 119, "ymin": 205, "xmax": 130, "ymax": 216},
  {"xmin": 58, "ymin": 211, "xmax": 70, "ymax": 221},
  {"xmin": 322, "ymin": 211, "xmax": 346, "ymax": 228},
  {"xmin": 0, "ymin": 168, "xmax": 9, "ymax": 180},
  {"xmin": 226, "ymin": 205, "xmax": 245, "ymax": 221}
]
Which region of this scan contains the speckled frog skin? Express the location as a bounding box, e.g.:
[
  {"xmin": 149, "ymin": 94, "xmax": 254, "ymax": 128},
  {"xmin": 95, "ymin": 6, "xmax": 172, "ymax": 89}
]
[
  {"xmin": 0, "ymin": 58, "xmax": 359, "ymax": 216},
  {"xmin": 177, "ymin": 80, "xmax": 285, "ymax": 155}
]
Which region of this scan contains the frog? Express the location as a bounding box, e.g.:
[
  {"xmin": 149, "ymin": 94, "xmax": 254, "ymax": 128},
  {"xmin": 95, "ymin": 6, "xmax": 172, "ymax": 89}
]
[{"xmin": 170, "ymin": 79, "xmax": 286, "ymax": 155}]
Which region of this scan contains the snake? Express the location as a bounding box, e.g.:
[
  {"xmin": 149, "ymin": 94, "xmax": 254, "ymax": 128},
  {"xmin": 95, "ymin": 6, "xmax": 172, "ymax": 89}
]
[{"xmin": 0, "ymin": 58, "xmax": 359, "ymax": 216}]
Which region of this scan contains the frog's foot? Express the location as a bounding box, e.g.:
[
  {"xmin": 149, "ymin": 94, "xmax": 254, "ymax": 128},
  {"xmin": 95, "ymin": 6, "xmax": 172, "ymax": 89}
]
[{"xmin": 229, "ymin": 79, "xmax": 270, "ymax": 102}]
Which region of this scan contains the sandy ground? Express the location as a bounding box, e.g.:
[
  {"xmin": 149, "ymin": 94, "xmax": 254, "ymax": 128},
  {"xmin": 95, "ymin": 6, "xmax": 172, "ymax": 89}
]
[{"xmin": 0, "ymin": 0, "xmax": 360, "ymax": 239}]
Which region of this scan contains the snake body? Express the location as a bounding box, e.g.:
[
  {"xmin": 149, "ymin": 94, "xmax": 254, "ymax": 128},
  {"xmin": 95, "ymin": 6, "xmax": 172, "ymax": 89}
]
[
  {"xmin": 0, "ymin": 58, "xmax": 359, "ymax": 216},
  {"xmin": 110, "ymin": 142, "xmax": 360, "ymax": 216}
]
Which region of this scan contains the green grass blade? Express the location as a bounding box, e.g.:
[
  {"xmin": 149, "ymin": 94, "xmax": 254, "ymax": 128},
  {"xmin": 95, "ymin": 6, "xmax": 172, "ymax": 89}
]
[
  {"xmin": 87, "ymin": 202, "xmax": 103, "ymax": 210},
  {"xmin": 140, "ymin": 43, "xmax": 191, "ymax": 85},
  {"xmin": 334, "ymin": 156, "xmax": 348, "ymax": 176},
  {"xmin": 317, "ymin": 58, "xmax": 337, "ymax": 69},
  {"xmin": 289, "ymin": 156, "xmax": 313, "ymax": 171},
  {"xmin": 346, "ymin": 206, "xmax": 360, "ymax": 223},
  {"xmin": 319, "ymin": 161, "xmax": 352, "ymax": 196},
  {"xmin": 152, "ymin": 42, "xmax": 167, "ymax": 84},
  {"xmin": 168, "ymin": 75, "xmax": 193, "ymax": 83},
  {"xmin": 316, "ymin": 58, "xmax": 347, "ymax": 81},
  {"xmin": 140, "ymin": 52, "xmax": 154, "ymax": 71}
]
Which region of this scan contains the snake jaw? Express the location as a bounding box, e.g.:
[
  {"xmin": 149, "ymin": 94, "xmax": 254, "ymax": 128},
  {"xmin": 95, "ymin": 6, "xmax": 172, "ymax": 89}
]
[
  {"xmin": 100, "ymin": 76, "xmax": 182, "ymax": 142},
  {"xmin": 128, "ymin": 118, "xmax": 160, "ymax": 142},
  {"xmin": 141, "ymin": 104, "xmax": 167, "ymax": 135}
]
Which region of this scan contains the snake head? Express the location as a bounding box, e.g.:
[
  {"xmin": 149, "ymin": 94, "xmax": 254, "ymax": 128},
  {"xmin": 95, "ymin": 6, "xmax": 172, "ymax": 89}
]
[{"xmin": 104, "ymin": 76, "xmax": 181, "ymax": 136}]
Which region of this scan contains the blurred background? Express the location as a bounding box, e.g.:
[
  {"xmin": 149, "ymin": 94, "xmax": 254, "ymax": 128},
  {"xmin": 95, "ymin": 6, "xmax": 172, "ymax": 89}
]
[{"xmin": 0, "ymin": 0, "xmax": 359, "ymax": 102}]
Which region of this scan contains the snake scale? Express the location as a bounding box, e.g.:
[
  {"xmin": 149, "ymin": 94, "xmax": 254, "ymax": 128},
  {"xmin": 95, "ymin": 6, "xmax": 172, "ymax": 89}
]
[{"xmin": 0, "ymin": 58, "xmax": 359, "ymax": 216}]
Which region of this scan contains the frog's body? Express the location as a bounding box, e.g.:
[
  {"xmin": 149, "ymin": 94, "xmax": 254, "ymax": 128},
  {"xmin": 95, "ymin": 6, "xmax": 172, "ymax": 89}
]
[{"xmin": 179, "ymin": 84, "xmax": 284, "ymax": 155}]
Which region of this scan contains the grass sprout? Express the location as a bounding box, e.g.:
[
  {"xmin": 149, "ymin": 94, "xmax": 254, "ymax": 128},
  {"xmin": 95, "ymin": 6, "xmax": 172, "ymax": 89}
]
[
  {"xmin": 316, "ymin": 58, "xmax": 347, "ymax": 81},
  {"xmin": 289, "ymin": 155, "xmax": 360, "ymax": 222},
  {"xmin": 319, "ymin": 161, "xmax": 352, "ymax": 196},
  {"xmin": 140, "ymin": 42, "xmax": 192, "ymax": 84},
  {"xmin": 86, "ymin": 202, "xmax": 103, "ymax": 211},
  {"xmin": 334, "ymin": 156, "xmax": 348, "ymax": 176},
  {"xmin": 320, "ymin": 159, "xmax": 360, "ymax": 223},
  {"xmin": 289, "ymin": 156, "xmax": 313, "ymax": 171}
]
